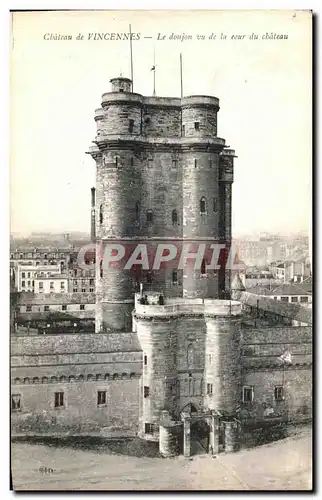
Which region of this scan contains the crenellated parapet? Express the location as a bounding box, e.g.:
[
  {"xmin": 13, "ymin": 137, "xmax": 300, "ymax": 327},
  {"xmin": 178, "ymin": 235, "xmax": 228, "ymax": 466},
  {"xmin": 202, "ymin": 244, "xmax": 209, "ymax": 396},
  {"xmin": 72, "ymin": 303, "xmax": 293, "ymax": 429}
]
[{"xmin": 134, "ymin": 295, "xmax": 242, "ymax": 320}]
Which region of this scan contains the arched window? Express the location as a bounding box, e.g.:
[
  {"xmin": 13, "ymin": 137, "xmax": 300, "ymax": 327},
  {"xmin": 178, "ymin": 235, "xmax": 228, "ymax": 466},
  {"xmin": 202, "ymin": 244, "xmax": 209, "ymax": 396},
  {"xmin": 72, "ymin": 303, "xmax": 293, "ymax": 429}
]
[
  {"xmin": 147, "ymin": 210, "xmax": 153, "ymax": 224},
  {"xmin": 172, "ymin": 209, "xmax": 178, "ymax": 226},
  {"xmin": 100, "ymin": 261, "xmax": 103, "ymax": 278},
  {"xmin": 135, "ymin": 202, "xmax": 140, "ymax": 219},
  {"xmin": 201, "ymin": 259, "xmax": 206, "ymax": 275},
  {"xmin": 172, "ymin": 270, "xmax": 178, "ymax": 284},
  {"xmin": 187, "ymin": 343, "xmax": 194, "ymax": 368},
  {"xmin": 213, "ymin": 198, "xmax": 218, "ymax": 213},
  {"xmin": 200, "ymin": 197, "xmax": 207, "ymax": 214},
  {"xmin": 113, "ymin": 373, "xmax": 119, "ymax": 380},
  {"xmin": 99, "ymin": 205, "xmax": 103, "ymax": 225}
]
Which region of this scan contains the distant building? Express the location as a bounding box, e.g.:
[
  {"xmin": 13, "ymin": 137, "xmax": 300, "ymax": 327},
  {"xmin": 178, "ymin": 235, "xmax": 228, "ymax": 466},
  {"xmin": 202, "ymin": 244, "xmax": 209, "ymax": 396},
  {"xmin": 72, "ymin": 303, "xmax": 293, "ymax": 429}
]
[
  {"xmin": 14, "ymin": 292, "xmax": 95, "ymax": 330},
  {"xmin": 233, "ymin": 289, "xmax": 312, "ymax": 327},
  {"xmin": 16, "ymin": 264, "xmax": 61, "ymax": 292},
  {"xmin": 246, "ymin": 282, "xmax": 312, "ymax": 307},
  {"xmin": 10, "ymin": 248, "xmax": 70, "ymax": 271},
  {"xmin": 234, "ymin": 240, "xmax": 268, "ymax": 267},
  {"xmin": 67, "ymin": 251, "xmax": 95, "ymax": 293},
  {"xmin": 68, "ymin": 275, "xmax": 95, "ymax": 293},
  {"xmin": 34, "ymin": 274, "xmax": 68, "ymax": 294},
  {"xmin": 267, "ymin": 242, "xmax": 288, "ymax": 263},
  {"xmin": 270, "ymin": 260, "xmax": 311, "ymax": 283},
  {"xmin": 244, "ymin": 268, "xmax": 280, "ymax": 288}
]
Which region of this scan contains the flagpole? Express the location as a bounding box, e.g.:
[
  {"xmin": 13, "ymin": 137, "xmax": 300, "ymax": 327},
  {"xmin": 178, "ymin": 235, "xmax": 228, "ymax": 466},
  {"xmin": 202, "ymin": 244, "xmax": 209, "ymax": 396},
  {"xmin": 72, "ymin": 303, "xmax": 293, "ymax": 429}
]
[
  {"xmin": 180, "ymin": 53, "xmax": 183, "ymax": 98},
  {"xmin": 129, "ymin": 24, "xmax": 134, "ymax": 92},
  {"xmin": 153, "ymin": 46, "xmax": 156, "ymax": 96},
  {"xmin": 180, "ymin": 53, "xmax": 183, "ymax": 137}
]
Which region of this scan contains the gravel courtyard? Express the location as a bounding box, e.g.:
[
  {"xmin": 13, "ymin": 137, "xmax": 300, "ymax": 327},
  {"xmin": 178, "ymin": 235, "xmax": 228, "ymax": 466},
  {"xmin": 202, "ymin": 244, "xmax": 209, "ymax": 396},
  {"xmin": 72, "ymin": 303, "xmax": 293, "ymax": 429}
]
[{"xmin": 11, "ymin": 426, "xmax": 312, "ymax": 491}]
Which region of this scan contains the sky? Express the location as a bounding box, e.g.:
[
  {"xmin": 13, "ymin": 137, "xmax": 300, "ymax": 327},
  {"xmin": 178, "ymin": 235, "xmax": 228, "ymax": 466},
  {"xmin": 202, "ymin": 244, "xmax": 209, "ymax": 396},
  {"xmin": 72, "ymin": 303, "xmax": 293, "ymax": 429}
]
[{"xmin": 10, "ymin": 10, "xmax": 312, "ymax": 237}]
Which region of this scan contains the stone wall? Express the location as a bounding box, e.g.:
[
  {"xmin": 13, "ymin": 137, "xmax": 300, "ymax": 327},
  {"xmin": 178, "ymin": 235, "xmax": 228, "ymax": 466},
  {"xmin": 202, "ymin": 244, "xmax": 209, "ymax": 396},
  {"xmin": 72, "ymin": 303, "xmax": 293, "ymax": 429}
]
[
  {"xmin": 142, "ymin": 105, "xmax": 181, "ymax": 137},
  {"xmin": 16, "ymin": 292, "xmax": 96, "ymax": 322},
  {"xmin": 92, "ymin": 82, "xmax": 233, "ymax": 332},
  {"xmin": 241, "ymin": 366, "xmax": 312, "ymax": 423},
  {"xmin": 11, "ymin": 333, "xmax": 142, "ymax": 437},
  {"xmin": 181, "ymin": 99, "xmax": 218, "ymax": 138},
  {"xmin": 11, "ymin": 378, "xmax": 140, "ymax": 437},
  {"xmin": 240, "ymin": 325, "xmax": 312, "ymax": 423},
  {"xmin": 18, "ymin": 292, "xmax": 96, "ymax": 305},
  {"xmin": 176, "ymin": 316, "xmax": 206, "ymax": 414},
  {"xmin": 134, "ymin": 305, "xmax": 242, "ymax": 435},
  {"xmin": 10, "ymin": 317, "xmax": 312, "ymax": 438},
  {"xmin": 204, "ymin": 316, "xmax": 241, "ymax": 414}
]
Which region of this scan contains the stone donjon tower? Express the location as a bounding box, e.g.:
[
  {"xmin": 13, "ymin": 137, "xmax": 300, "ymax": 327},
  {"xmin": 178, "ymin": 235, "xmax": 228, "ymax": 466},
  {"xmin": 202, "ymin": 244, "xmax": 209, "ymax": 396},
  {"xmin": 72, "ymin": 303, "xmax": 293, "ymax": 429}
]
[{"xmin": 89, "ymin": 76, "xmax": 236, "ymax": 334}]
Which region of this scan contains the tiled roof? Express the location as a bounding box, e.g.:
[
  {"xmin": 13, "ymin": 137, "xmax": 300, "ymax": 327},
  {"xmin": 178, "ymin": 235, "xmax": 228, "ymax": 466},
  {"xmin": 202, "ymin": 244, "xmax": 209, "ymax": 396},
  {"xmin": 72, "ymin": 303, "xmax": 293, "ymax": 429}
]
[
  {"xmin": 18, "ymin": 265, "xmax": 60, "ymax": 271},
  {"xmin": 234, "ymin": 291, "xmax": 312, "ymax": 325},
  {"xmin": 246, "ymin": 286, "xmax": 275, "ymax": 296},
  {"xmin": 300, "ymin": 277, "xmax": 313, "ymax": 293},
  {"xmin": 270, "ymin": 283, "xmax": 312, "ymax": 296},
  {"xmin": 34, "ymin": 274, "xmax": 68, "ymax": 280},
  {"xmin": 17, "ymin": 292, "xmax": 96, "ymax": 305},
  {"xmin": 11, "ymin": 332, "xmax": 141, "ymax": 355},
  {"xmin": 247, "ymin": 283, "xmax": 312, "ymax": 296}
]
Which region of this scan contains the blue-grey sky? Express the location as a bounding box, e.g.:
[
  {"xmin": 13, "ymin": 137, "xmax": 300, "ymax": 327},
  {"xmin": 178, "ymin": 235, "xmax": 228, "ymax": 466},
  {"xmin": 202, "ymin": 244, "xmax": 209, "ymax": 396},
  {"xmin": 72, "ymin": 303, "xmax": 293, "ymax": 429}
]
[{"xmin": 10, "ymin": 10, "xmax": 311, "ymax": 236}]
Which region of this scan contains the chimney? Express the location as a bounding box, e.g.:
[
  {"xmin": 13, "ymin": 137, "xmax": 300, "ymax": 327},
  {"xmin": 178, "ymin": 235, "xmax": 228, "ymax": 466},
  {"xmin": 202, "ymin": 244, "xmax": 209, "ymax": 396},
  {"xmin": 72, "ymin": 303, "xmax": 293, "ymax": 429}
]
[{"xmin": 91, "ymin": 187, "xmax": 96, "ymax": 242}]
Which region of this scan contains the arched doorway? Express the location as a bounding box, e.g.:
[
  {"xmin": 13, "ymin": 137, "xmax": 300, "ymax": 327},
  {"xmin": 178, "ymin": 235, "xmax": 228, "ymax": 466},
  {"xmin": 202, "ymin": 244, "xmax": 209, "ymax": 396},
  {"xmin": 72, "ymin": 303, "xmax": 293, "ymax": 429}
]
[
  {"xmin": 191, "ymin": 419, "xmax": 210, "ymax": 454},
  {"xmin": 180, "ymin": 403, "xmax": 198, "ymax": 416},
  {"xmin": 179, "ymin": 403, "xmax": 210, "ymax": 455}
]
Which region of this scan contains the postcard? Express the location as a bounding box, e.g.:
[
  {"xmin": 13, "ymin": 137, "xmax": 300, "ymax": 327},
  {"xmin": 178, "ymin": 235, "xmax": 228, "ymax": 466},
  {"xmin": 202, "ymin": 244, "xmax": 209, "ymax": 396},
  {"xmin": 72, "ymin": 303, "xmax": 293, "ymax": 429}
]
[{"xmin": 10, "ymin": 9, "xmax": 312, "ymax": 491}]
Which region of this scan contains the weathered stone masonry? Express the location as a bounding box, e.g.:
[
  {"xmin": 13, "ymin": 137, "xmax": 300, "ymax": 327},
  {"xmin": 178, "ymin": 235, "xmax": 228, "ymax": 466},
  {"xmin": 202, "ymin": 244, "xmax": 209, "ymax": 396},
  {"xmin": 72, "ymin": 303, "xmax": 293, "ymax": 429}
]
[
  {"xmin": 10, "ymin": 76, "xmax": 312, "ymax": 454},
  {"xmin": 89, "ymin": 77, "xmax": 236, "ymax": 332}
]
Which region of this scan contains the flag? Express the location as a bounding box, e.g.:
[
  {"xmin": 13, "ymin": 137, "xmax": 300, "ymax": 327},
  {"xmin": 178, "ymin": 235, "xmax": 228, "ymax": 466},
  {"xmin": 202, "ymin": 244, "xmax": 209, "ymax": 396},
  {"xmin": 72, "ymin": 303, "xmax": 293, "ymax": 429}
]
[
  {"xmin": 151, "ymin": 66, "xmax": 155, "ymax": 71},
  {"xmin": 278, "ymin": 350, "xmax": 292, "ymax": 364}
]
